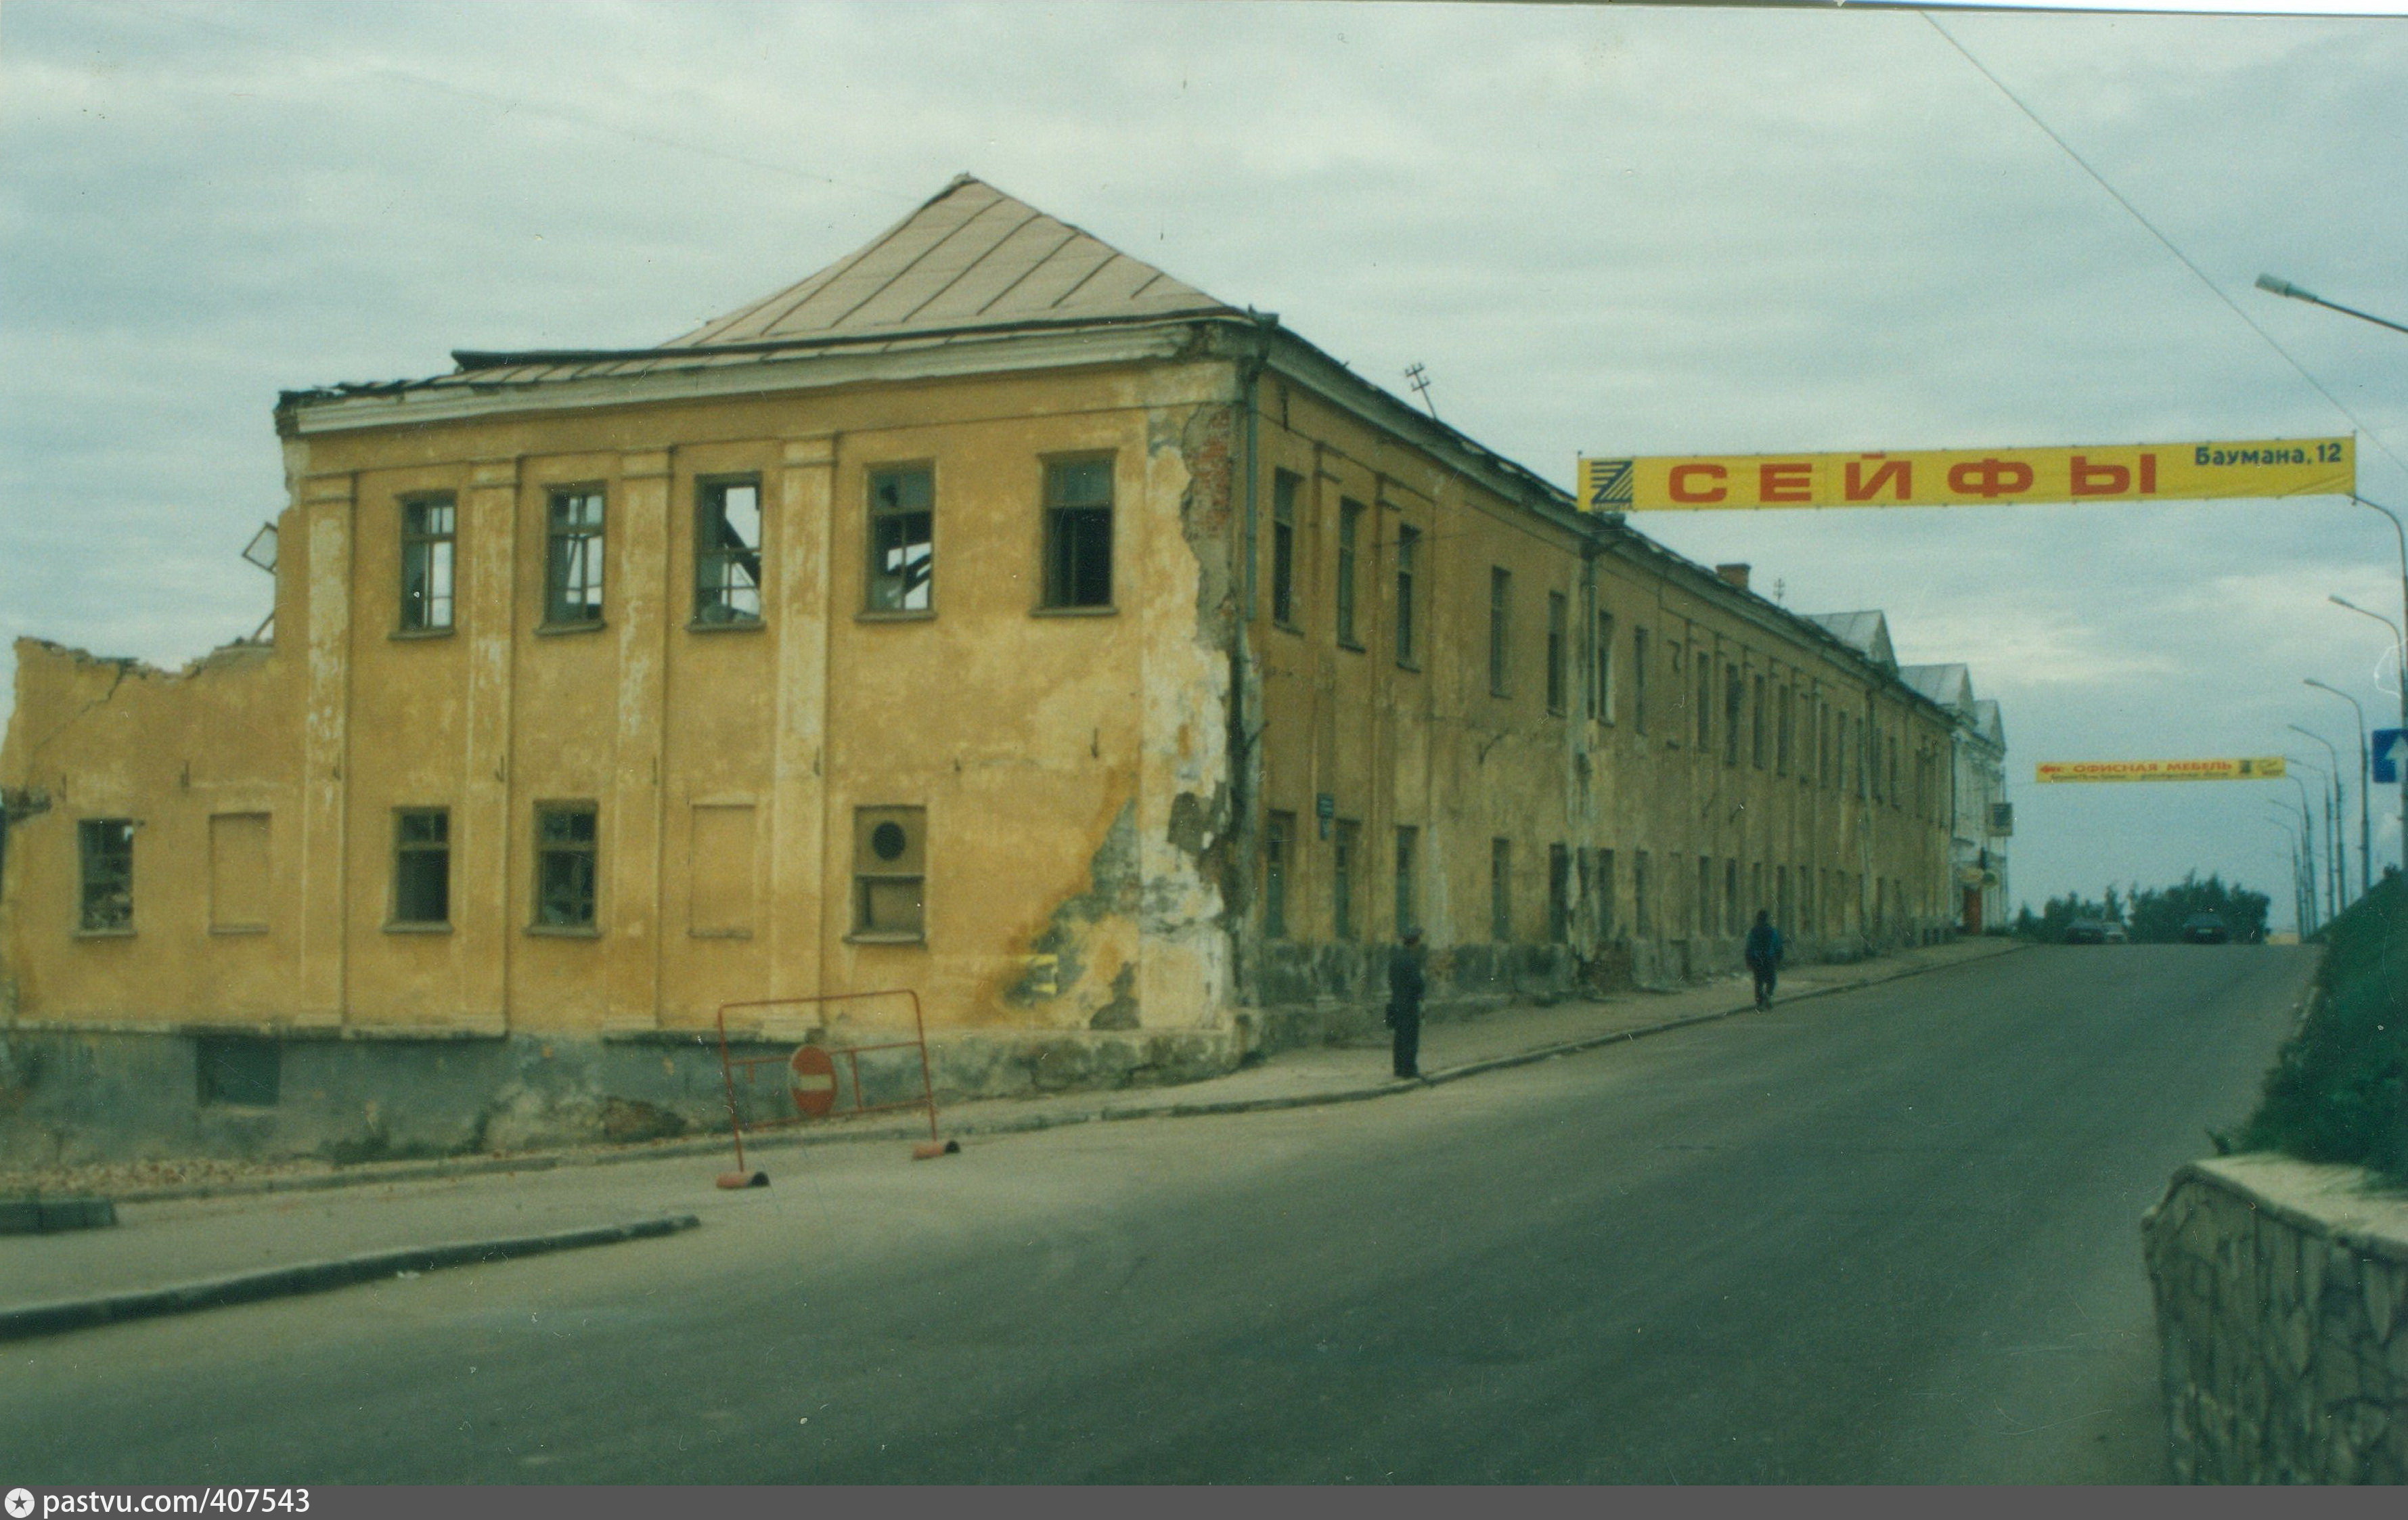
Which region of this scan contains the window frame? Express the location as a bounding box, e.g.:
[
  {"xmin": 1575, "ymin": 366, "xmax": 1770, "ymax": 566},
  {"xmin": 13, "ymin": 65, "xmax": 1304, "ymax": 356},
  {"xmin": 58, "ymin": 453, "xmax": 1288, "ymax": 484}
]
[
  {"xmin": 1488, "ymin": 567, "xmax": 1514, "ymax": 699},
  {"xmin": 1393, "ymin": 824, "xmax": 1419, "ymax": 937},
  {"xmin": 1632, "ymin": 626, "xmax": 1651, "ymax": 735},
  {"xmin": 1590, "ymin": 609, "xmax": 1615, "ymax": 722},
  {"xmin": 542, "ymin": 485, "xmax": 608, "ymax": 629},
  {"xmin": 850, "ymin": 805, "xmax": 928, "ymax": 943},
  {"xmin": 864, "ymin": 463, "xmax": 937, "ymax": 617},
  {"xmin": 1545, "ymin": 591, "xmax": 1568, "ymax": 715},
  {"xmin": 1332, "ymin": 818, "xmax": 1360, "ymax": 941},
  {"xmin": 531, "ymin": 801, "xmax": 600, "ymax": 933},
  {"xmin": 693, "ymin": 474, "xmax": 765, "ymax": 628},
  {"xmin": 398, "ymin": 493, "xmax": 458, "ymax": 634},
  {"xmin": 1490, "ymin": 836, "xmax": 1513, "ymax": 942},
  {"xmin": 390, "ymin": 807, "xmax": 452, "ymax": 931},
  {"xmin": 1393, "ymin": 524, "xmax": 1421, "ymax": 669},
  {"xmin": 1264, "ymin": 811, "xmax": 1295, "ymax": 940},
  {"xmin": 1335, "ymin": 499, "xmax": 1364, "ymax": 649},
  {"xmin": 1040, "ymin": 455, "xmax": 1116, "ymax": 612},
  {"xmin": 1270, "ymin": 470, "xmax": 1301, "ymax": 630},
  {"xmin": 76, "ymin": 817, "xmax": 135, "ymax": 935},
  {"xmin": 1548, "ymin": 843, "xmax": 1571, "ymax": 943}
]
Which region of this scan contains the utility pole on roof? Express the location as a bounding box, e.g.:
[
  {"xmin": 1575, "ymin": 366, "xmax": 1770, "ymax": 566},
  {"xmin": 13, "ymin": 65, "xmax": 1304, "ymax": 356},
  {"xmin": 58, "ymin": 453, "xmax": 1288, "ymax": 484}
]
[{"xmin": 1404, "ymin": 363, "xmax": 1437, "ymax": 421}]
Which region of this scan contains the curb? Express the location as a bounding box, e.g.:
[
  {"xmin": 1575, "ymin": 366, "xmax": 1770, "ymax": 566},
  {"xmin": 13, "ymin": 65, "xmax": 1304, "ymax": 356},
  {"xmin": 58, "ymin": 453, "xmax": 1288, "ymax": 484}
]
[
  {"xmin": 78, "ymin": 941, "xmax": 2024, "ymax": 1205},
  {"xmin": 0, "ymin": 1213, "xmax": 700, "ymax": 1343}
]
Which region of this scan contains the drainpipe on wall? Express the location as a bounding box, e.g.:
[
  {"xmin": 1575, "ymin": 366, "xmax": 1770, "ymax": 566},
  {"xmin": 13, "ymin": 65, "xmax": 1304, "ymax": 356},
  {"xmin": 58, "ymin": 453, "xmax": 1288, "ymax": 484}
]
[{"xmin": 1226, "ymin": 314, "xmax": 1276, "ymax": 1014}]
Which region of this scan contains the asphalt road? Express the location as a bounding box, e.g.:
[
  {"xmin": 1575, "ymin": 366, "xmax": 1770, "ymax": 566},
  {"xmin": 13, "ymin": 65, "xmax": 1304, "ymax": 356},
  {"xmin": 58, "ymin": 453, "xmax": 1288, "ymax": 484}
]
[{"xmin": 4, "ymin": 944, "xmax": 2313, "ymax": 1483}]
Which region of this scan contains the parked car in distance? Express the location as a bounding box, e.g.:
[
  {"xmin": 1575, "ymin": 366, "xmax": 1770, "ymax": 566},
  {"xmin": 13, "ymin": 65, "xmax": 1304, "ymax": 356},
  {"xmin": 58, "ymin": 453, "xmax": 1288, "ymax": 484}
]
[
  {"xmin": 2065, "ymin": 918, "xmax": 2109, "ymax": 945},
  {"xmin": 2101, "ymin": 922, "xmax": 2129, "ymax": 943},
  {"xmin": 2181, "ymin": 912, "xmax": 2231, "ymax": 944}
]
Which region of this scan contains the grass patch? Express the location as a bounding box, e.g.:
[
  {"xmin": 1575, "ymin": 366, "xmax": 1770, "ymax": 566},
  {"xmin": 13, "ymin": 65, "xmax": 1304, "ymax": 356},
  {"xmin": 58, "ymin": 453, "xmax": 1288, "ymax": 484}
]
[{"xmin": 2233, "ymin": 872, "xmax": 2407, "ymax": 1186}]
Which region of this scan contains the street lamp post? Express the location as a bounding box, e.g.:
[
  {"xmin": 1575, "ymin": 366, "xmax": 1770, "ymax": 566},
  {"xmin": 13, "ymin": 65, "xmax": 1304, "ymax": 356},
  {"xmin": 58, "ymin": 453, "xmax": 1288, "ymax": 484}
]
[
  {"xmin": 2288, "ymin": 723, "xmax": 2346, "ymax": 906},
  {"xmin": 2263, "ymin": 814, "xmax": 2306, "ymax": 935},
  {"xmin": 2283, "ymin": 767, "xmax": 2323, "ymax": 929},
  {"xmin": 2304, "ymin": 678, "xmax": 2371, "ymax": 893},
  {"xmin": 2332, "ymin": 591, "xmax": 2408, "ymax": 880}
]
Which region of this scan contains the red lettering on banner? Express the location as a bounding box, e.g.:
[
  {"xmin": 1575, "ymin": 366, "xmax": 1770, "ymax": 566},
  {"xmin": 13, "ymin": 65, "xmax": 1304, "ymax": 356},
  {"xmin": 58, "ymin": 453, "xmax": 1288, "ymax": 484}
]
[
  {"xmin": 1759, "ymin": 462, "xmax": 1812, "ymax": 502},
  {"xmin": 2139, "ymin": 453, "xmax": 2158, "ymax": 493},
  {"xmin": 1670, "ymin": 464, "xmax": 1728, "ymax": 504},
  {"xmin": 1946, "ymin": 458, "xmax": 2036, "ymax": 498},
  {"xmin": 1844, "ymin": 460, "xmax": 1911, "ymax": 502},
  {"xmin": 2070, "ymin": 455, "xmax": 2129, "ymax": 495}
]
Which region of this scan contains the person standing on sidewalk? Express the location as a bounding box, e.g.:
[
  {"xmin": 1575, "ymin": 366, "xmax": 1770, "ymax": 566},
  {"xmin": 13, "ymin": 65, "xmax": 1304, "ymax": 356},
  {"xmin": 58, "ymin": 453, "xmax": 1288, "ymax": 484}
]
[
  {"xmin": 1385, "ymin": 929, "xmax": 1427, "ymax": 1079},
  {"xmin": 1745, "ymin": 910, "xmax": 1784, "ymax": 1010}
]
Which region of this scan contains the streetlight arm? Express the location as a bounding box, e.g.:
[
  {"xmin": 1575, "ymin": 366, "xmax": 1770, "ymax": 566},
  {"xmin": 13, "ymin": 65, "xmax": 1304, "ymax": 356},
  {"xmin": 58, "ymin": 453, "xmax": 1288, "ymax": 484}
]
[{"xmin": 2258, "ymin": 274, "xmax": 2408, "ymax": 336}]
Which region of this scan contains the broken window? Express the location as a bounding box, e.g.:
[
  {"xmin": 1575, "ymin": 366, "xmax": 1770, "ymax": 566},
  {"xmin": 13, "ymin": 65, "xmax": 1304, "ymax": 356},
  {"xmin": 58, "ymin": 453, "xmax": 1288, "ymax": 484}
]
[
  {"xmin": 866, "ymin": 466, "xmax": 933, "ymax": 612},
  {"xmin": 1264, "ymin": 811, "xmax": 1294, "ymax": 939},
  {"xmin": 695, "ymin": 477, "xmax": 763, "ymax": 625},
  {"xmin": 1491, "ymin": 837, "xmax": 1513, "ymax": 942},
  {"xmin": 1393, "ymin": 525, "xmax": 1420, "ymax": 667},
  {"xmin": 1333, "ymin": 818, "xmax": 1360, "ymax": 941},
  {"xmin": 1548, "ymin": 843, "xmax": 1571, "ymax": 943},
  {"xmin": 1546, "ymin": 593, "xmax": 1568, "ymax": 715},
  {"xmin": 393, "ymin": 809, "xmax": 450, "ymax": 927},
  {"xmin": 852, "ymin": 806, "xmax": 926, "ymax": 940},
  {"xmin": 1488, "ymin": 568, "xmax": 1513, "ymax": 698},
  {"xmin": 1043, "ymin": 457, "xmax": 1113, "ymax": 609},
  {"xmin": 400, "ymin": 495, "xmax": 456, "ymax": 631},
  {"xmin": 1393, "ymin": 825, "xmax": 1418, "ymax": 937},
  {"xmin": 545, "ymin": 487, "xmax": 606, "ymax": 626},
  {"xmin": 1753, "ymin": 673, "xmax": 1769, "ymax": 769},
  {"xmin": 1270, "ymin": 470, "xmax": 1300, "ymax": 627},
  {"xmin": 533, "ymin": 803, "xmax": 598, "ymax": 929},
  {"xmin": 1336, "ymin": 499, "xmax": 1364, "ymax": 646},
  {"xmin": 78, "ymin": 818, "xmax": 133, "ymax": 933}
]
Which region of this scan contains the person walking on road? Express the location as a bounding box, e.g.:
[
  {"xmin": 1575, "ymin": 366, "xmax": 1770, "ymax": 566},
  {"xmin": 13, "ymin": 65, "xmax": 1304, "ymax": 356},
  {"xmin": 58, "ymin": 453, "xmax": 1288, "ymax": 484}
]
[
  {"xmin": 1744, "ymin": 910, "xmax": 1784, "ymax": 1010},
  {"xmin": 1386, "ymin": 929, "xmax": 1427, "ymax": 1079}
]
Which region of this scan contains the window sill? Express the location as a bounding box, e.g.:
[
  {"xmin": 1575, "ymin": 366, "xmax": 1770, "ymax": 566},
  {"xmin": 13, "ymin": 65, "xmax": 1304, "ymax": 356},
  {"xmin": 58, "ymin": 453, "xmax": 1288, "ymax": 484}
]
[
  {"xmin": 525, "ymin": 923, "xmax": 601, "ymax": 938},
  {"xmin": 389, "ymin": 626, "xmax": 457, "ymax": 642},
  {"xmin": 845, "ymin": 932, "xmax": 927, "ymax": 946},
  {"xmin": 1272, "ymin": 619, "xmax": 1305, "ymax": 638},
  {"xmin": 687, "ymin": 617, "xmax": 765, "ymax": 634},
  {"xmin": 384, "ymin": 921, "xmax": 453, "ymax": 935},
  {"xmin": 856, "ymin": 608, "xmax": 935, "ymax": 623},
  {"xmin": 74, "ymin": 926, "xmax": 136, "ymax": 940},
  {"xmin": 1396, "ymin": 659, "xmax": 1421, "ymax": 673},
  {"xmin": 1031, "ymin": 604, "xmax": 1117, "ymax": 618},
  {"xmin": 689, "ymin": 929, "xmax": 754, "ymax": 941},
  {"xmin": 534, "ymin": 620, "xmax": 606, "ymax": 638},
  {"xmin": 210, "ymin": 924, "xmax": 271, "ymax": 937},
  {"xmin": 1337, "ymin": 638, "xmax": 1366, "ymax": 654}
]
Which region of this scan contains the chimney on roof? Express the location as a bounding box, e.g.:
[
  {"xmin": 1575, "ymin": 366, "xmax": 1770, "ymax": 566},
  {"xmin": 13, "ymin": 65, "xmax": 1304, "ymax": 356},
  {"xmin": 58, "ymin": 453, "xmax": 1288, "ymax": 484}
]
[{"xmin": 1715, "ymin": 563, "xmax": 1752, "ymax": 592}]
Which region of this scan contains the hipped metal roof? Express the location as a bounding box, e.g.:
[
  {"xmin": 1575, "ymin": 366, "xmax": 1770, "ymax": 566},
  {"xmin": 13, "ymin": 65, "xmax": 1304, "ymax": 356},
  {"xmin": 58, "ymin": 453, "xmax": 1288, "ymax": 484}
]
[{"xmin": 420, "ymin": 175, "xmax": 1240, "ymax": 388}]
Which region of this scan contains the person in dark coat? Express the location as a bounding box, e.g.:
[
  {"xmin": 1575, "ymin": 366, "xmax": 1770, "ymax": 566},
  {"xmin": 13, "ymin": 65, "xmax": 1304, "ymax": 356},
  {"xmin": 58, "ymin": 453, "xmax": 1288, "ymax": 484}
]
[
  {"xmin": 1744, "ymin": 910, "xmax": 1784, "ymax": 1010},
  {"xmin": 1385, "ymin": 929, "xmax": 1427, "ymax": 1079}
]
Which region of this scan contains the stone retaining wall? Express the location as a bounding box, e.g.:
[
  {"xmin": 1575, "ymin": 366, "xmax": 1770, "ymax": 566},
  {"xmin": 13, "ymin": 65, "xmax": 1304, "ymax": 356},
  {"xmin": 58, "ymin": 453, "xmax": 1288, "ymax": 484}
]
[{"xmin": 2142, "ymin": 1154, "xmax": 2408, "ymax": 1483}]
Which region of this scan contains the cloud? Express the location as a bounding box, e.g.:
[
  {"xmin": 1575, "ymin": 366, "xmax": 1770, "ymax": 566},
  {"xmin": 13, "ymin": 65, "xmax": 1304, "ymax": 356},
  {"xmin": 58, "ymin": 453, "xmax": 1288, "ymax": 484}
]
[{"xmin": 4, "ymin": 0, "xmax": 2406, "ymax": 920}]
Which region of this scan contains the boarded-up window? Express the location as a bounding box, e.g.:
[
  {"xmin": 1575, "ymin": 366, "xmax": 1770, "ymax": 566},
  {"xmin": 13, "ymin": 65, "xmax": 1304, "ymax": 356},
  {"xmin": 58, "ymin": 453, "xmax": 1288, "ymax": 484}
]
[
  {"xmin": 208, "ymin": 813, "xmax": 271, "ymax": 932},
  {"xmin": 689, "ymin": 803, "xmax": 758, "ymax": 937},
  {"xmin": 853, "ymin": 806, "xmax": 925, "ymax": 939}
]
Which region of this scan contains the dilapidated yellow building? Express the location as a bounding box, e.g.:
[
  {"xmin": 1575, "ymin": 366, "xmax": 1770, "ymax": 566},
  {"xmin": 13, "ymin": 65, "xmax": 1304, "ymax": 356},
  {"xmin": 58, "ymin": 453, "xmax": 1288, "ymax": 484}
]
[{"xmin": 0, "ymin": 177, "xmax": 1973, "ymax": 1162}]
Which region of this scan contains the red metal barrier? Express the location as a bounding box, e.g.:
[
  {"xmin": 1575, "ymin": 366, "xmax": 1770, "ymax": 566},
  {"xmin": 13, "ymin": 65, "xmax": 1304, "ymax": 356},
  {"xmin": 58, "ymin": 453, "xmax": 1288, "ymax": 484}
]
[{"xmin": 714, "ymin": 989, "xmax": 943, "ymax": 1182}]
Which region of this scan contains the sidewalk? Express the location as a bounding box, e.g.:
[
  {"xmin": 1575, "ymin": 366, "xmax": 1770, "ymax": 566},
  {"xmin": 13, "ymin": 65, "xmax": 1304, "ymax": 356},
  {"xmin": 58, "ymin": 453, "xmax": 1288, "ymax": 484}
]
[{"xmin": 1, "ymin": 936, "xmax": 2016, "ymax": 1338}]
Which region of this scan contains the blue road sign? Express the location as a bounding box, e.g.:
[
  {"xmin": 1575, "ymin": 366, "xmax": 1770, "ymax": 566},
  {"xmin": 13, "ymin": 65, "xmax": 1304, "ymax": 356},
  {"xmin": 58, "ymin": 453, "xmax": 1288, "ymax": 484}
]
[{"xmin": 2376, "ymin": 728, "xmax": 2408, "ymax": 786}]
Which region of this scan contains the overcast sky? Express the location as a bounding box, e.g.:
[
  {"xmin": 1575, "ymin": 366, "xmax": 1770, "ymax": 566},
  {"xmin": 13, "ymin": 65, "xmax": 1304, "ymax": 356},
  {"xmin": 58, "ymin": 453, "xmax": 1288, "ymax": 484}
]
[{"xmin": 5, "ymin": 1, "xmax": 2406, "ymax": 928}]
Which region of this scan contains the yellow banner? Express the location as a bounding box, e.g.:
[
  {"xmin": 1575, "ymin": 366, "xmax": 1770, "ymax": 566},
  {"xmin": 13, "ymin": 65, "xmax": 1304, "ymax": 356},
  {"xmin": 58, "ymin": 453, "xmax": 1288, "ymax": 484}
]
[
  {"xmin": 2034, "ymin": 757, "xmax": 2289, "ymax": 784},
  {"xmin": 1578, "ymin": 439, "xmax": 2353, "ymax": 512}
]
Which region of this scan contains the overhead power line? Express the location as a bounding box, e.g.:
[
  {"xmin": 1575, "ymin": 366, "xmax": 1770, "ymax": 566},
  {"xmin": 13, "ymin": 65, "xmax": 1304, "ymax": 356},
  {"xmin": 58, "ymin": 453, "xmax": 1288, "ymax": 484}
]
[{"xmin": 1923, "ymin": 12, "xmax": 2406, "ymax": 483}]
